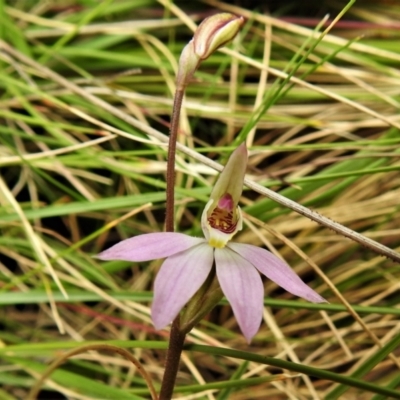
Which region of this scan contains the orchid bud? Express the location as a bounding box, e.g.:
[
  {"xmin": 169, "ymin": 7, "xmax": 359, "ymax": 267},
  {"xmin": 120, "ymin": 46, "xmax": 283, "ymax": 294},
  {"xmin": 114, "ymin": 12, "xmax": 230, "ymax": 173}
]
[
  {"xmin": 193, "ymin": 13, "xmax": 244, "ymax": 60},
  {"xmin": 201, "ymin": 143, "xmax": 247, "ymax": 248},
  {"xmin": 176, "ymin": 13, "xmax": 244, "ymax": 89}
]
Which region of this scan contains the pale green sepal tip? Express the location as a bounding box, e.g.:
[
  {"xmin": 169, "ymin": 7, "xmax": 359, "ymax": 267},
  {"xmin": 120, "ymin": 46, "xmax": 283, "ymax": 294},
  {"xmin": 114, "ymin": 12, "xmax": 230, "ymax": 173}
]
[{"xmin": 210, "ymin": 142, "xmax": 247, "ymax": 204}]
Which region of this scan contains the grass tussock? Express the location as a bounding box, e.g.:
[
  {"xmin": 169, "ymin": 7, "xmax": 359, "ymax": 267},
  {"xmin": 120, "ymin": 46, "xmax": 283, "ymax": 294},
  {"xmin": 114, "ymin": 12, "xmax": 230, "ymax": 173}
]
[{"xmin": 0, "ymin": 0, "xmax": 400, "ymax": 399}]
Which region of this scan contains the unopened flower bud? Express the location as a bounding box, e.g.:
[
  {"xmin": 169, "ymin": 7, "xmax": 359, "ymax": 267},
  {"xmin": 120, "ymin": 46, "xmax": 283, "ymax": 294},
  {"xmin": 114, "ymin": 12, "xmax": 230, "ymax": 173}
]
[
  {"xmin": 176, "ymin": 13, "xmax": 244, "ymax": 89},
  {"xmin": 193, "ymin": 13, "xmax": 244, "ymax": 60}
]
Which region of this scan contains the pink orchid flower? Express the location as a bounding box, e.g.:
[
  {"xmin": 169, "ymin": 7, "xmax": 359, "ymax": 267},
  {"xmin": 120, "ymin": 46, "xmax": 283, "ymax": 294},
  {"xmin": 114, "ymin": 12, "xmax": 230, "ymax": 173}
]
[{"xmin": 97, "ymin": 144, "xmax": 326, "ymax": 342}]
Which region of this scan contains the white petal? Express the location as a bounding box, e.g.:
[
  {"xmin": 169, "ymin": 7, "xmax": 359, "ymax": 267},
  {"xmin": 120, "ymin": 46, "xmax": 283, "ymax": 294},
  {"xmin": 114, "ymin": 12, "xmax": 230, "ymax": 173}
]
[
  {"xmin": 215, "ymin": 247, "xmax": 264, "ymax": 343},
  {"xmin": 96, "ymin": 233, "xmax": 206, "ymax": 262},
  {"xmin": 201, "ymin": 199, "xmax": 213, "ymax": 242},
  {"xmin": 228, "ymin": 243, "xmax": 326, "ymax": 303},
  {"xmin": 151, "ymin": 243, "xmax": 214, "ymax": 329}
]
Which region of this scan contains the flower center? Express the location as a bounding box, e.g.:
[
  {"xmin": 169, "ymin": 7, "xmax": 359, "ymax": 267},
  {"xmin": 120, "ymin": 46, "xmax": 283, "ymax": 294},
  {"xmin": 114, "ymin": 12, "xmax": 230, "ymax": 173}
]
[{"xmin": 207, "ymin": 193, "xmax": 237, "ymax": 234}]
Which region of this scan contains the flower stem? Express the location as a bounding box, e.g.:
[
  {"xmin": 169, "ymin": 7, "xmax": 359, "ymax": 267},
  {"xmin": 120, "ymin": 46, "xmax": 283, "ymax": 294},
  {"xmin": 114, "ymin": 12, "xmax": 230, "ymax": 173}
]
[
  {"xmin": 160, "ymin": 87, "xmax": 187, "ymax": 397},
  {"xmin": 158, "ymin": 317, "xmax": 186, "ymax": 400},
  {"xmin": 165, "ymin": 87, "xmax": 185, "ymax": 232}
]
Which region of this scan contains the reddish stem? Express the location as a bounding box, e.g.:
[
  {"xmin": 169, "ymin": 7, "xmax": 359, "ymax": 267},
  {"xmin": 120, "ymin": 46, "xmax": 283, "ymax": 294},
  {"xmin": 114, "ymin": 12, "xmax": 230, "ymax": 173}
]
[
  {"xmin": 160, "ymin": 87, "xmax": 187, "ymax": 398},
  {"xmin": 165, "ymin": 88, "xmax": 184, "ymax": 232},
  {"xmin": 158, "ymin": 318, "xmax": 186, "ymax": 399}
]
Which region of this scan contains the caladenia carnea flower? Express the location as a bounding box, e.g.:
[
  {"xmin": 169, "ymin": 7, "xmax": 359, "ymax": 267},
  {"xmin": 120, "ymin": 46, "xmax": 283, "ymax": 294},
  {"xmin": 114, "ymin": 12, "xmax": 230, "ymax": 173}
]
[
  {"xmin": 177, "ymin": 13, "xmax": 244, "ymax": 89},
  {"xmin": 97, "ymin": 144, "xmax": 326, "ymax": 342}
]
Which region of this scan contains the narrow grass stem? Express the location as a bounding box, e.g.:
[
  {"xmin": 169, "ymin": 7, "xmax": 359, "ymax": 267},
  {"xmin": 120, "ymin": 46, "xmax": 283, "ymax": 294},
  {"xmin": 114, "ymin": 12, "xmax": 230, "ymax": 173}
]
[{"xmin": 27, "ymin": 344, "xmax": 158, "ymax": 400}]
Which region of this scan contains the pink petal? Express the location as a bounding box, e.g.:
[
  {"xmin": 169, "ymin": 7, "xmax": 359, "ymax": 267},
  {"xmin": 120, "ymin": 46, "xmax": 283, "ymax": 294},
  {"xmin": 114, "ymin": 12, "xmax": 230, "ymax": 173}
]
[
  {"xmin": 215, "ymin": 247, "xmax": 264, "ymax": 343},
  {"xmin": 151, "ymin": 243, "xmax": 214, "ymax": 329},
  {"xmin": 96, "ymin": 233, "xmax": 205, "ymax": 262},
  {"xmin": 228, "ymin": 243, "xmax": 326, "ymax": 303}
]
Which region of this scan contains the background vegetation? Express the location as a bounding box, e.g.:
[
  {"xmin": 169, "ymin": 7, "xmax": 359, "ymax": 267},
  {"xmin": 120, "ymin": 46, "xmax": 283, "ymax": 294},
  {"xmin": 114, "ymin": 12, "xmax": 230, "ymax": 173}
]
[{"xmin": 1, "ymin": 0, "xmax": 400, "ymax": 398}]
